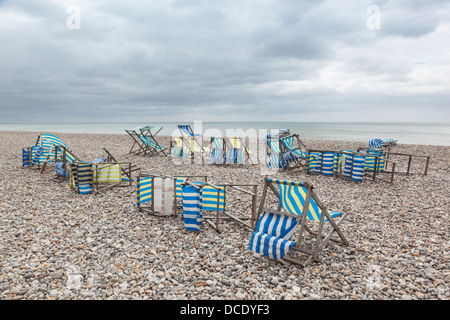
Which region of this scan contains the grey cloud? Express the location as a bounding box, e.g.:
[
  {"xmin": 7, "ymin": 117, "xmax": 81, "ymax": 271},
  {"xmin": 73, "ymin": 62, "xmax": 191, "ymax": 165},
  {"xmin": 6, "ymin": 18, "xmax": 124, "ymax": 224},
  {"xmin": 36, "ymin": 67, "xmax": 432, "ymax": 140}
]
[{"xmin": 0, "ymin": 0, "xmax": 449, "ymax": 123}]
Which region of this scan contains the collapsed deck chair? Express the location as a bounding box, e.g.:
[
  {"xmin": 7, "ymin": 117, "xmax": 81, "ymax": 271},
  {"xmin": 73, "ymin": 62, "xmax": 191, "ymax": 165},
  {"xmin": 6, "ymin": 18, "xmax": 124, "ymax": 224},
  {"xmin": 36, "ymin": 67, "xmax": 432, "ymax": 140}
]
[
  {"xmin": 181, "ymin": 179, "xmax": 258, "ymax": 233},
  {"xmin": 125, "ymin": 126, "xmax": 167, "ymax": 157},
  {"xmin": 369, "ymin": 138, "xmax": 397, "ymax": 149},
  {"xmin": 279, "ymin": 133, "xmax": 309, "ymax": 170},
  {"xmin": 103, "ymin": 148, "xmax": 141, "ymax": 181},
  {"xmin": 169, "ymin": 127, "xmax": 209, "ymax": 164},
  {"xmin": 137, "ymin": 173, "xmax": 258, "ymax": 233},
  {"xmin": 22, "ymin": 134, "xmax": 71, "ymax": 169},
  {"xmin": 40, "ymin": 145, "xmax": 86, "ymax": 178},
  {"xmin": 357, "ymin": 147, "xmax": 430, "ymax": 176},
  {"xmin": 68, "ymin": 155, "xmax": 132, "ymax": 194},
  {"xmin": 136, "ymin": 174, "xmax": 208, "ymax": 217},
  {"xmin": 249, "ymin": 177, "xmax": 349, "ymax": 266}
]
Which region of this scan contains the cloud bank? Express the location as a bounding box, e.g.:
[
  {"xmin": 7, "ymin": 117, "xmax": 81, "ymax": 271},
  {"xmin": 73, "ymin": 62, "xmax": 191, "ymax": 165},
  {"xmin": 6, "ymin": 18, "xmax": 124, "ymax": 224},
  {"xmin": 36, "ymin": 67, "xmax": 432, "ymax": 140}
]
[{"xmin": 0, "ymin": 0, "xmax": 449, "ymax": 123}]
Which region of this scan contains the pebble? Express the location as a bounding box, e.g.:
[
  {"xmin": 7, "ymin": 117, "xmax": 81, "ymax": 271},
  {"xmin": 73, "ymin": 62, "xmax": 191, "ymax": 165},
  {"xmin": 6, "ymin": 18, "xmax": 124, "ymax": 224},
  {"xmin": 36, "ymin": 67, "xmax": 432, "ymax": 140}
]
[{"xmin": 0, "ymin": 131, "xmax": 448, "ymax": 300}]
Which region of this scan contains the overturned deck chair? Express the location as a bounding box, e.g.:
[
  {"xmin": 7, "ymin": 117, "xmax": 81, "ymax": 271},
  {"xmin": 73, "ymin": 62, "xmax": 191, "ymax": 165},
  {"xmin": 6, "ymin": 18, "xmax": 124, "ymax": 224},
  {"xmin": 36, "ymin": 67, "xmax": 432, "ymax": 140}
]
[
  {"xmin": 22, "ymin": 134, "xmax": 71, "ymax": 169},
  {"xmin": 137, "ymin": 174, "xmax": 208, "ymax": 217},
  {"xmin": 181, "ymin": 179, "xmax": 258, "ymax": 233},
  {"xmin": 40, "ymin": 145, "xmax": 86, "ymax": 178},
  {"xmin": 137, "ymin": 173, "xmax": 258, "ymax": 233},
  {"xmin": 69, "ymin": 156, "xmax": 132, "ymax": 195},
  {"xmin": 103, "ymin": 148, "xmax": 140, "ymax": 181},
  {"xmin": 369, "ymin": 138, "xmax": 397, "ymax": 149},
  {"xmin": 249, "ymin": 177, "xmax": 349, "ymax": 266},
  {"xmin": 125, "ymin": 126, "xmax": 167, "ymax": 157},
  {"xmin": 279, "ymin": 134, "xmax": 309, "ymax": 170}
]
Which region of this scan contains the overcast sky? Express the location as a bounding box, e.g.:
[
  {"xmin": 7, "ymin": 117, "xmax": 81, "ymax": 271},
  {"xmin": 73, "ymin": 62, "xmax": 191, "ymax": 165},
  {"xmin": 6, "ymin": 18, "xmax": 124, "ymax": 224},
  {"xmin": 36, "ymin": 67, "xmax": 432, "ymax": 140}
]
[{"xmin": 0, "ymin": 0, "xmax": 449, "ymax": 123}]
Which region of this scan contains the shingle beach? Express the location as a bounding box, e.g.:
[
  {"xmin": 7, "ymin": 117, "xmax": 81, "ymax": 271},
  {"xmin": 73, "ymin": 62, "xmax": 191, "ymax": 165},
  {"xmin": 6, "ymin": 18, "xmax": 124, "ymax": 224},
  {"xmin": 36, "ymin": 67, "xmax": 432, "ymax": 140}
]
[{"xmin": 0, "ymin": 131, "xmax": 448, "ymax": 300}]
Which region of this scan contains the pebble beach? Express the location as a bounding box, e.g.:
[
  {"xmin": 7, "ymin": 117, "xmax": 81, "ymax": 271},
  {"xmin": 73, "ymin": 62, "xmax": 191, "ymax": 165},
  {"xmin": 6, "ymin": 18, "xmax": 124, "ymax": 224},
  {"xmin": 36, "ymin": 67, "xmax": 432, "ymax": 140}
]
[{"xmin": 0, "ymin": 130, "xmax": 449, "ymax": 301}]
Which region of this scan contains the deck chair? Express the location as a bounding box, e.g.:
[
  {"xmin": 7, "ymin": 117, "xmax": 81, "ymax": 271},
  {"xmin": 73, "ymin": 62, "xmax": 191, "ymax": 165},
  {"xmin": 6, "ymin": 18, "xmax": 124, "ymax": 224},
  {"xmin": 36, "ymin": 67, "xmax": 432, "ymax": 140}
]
[
  {"xmin": 209, "ymin": 137, "xmax": 226, "ymax": 165},
  {"xmin": 125, "ymin": 126, "xmax": 167, "ymax": 157},
  {"xmin": 306, "ymin": 150, "xmax": 336, "ymax": 176},
  {"xmin": 335, "ymin": 150, "xmax": 396, "ymax": 183},
  {"xmin": 265, "ymin": 135, "xmax": 286, "ymax": 169},
  {"xmin": 69, "ymin": 156, "xmax": 132, "ymax": 194},
  {"xmin": 22, "ymin": 134, "xmax": 71, "ymax": 169},
  {"xmin": 279, "ymin": 134, "xmax": 308, "ymax": 170},
  {"xmin": 249, "ymin": 177, "xmax": 349, "ymax": 266},
  {"xmin": 176, "ymin": 124, "xmax": 207, "ymax": 163},
  {"xmin": 103, "ymin": 148, "xmax": 140, "ymax": 181},
  {"xmin": 136, "ymin": 174, "xmax": 208, "ymax": 217},
  {"xmin": 180, "ymin": 179, "xmax": 258, "ymax": 233},
  {"xmin": 369, "ymin": 138, "xmax": 397, "ymax": 149},
  {"xmin": 358, "ymin": 147, "xmax": 430, "ymax": 176}
]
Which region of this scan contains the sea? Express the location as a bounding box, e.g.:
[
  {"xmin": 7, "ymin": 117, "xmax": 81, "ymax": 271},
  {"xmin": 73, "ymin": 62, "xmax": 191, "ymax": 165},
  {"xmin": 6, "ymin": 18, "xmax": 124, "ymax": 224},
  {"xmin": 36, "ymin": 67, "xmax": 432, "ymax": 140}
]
[{"xmin": 0, "ymin": 122, "xmax": 449, "ymax": 146}]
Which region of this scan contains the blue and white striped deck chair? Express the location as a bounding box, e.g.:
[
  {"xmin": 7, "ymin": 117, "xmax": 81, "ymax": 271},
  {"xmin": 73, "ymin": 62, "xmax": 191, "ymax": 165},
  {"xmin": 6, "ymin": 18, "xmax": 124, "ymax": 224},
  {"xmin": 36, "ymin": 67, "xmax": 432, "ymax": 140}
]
[
  {"xmin": 250, "ymin": 178, "xmax": 349, "ymax": 265},
  {"xmin": 279, "ymin": 134, "xmax": 308, "ymax": 170},
  {"xmin": 225, "ymin": 137, "xmax": 248, "ymax": 165},
  {"xmin": 265, "ymin": 135, "xmax": 286, "ymax": 169},
  {"xmin": 339, "ymin": 150, "xmax": 365, "ymax": 182},
  {"xmin": 138, "ymin": 126, "xmax": 167, "ymax": 156},
  {"xmin": 26, "ymin": 134, "xmax": 70, "ymax": 168},
  {"xmin": 306, "ymin": 151, "xmax": 335, "ymax": 176},
  {"xmin": 210, "ymin": 137, "xmax": 225, "ymax": 164}
]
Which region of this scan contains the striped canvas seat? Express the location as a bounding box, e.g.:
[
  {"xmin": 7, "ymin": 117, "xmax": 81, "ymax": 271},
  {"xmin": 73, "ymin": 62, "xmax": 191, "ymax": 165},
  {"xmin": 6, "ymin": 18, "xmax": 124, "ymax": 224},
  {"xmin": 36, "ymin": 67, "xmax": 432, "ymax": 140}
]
[
  {"xmin": 340, "ymin": 151, "xmax": 365, "ymax": 182},
  {"xmin": 363, "ymin": 148, "xmax": 386, "ymax": 172},
  {"xmin": 274, "ymin": 179, "xmax": 343, "ymax": 222},
  {"xmin": 266, "ymin": 137, "xmax": 285, "ymax": 169},
  {"xmin": 136, "ymin": 176, "xmax": 153, "ymax": 207},
  {"xmin": 306, "ymin": 151, "xmax": 335, "ymax": 176},
  {"xmin": 69, "ymin": 162, "xmax": 94, "ymax": 194},
  {"xmin": 181, "ymin": 184, "xmax": 203, "ymax": 232},
  {"xmin": 201, "ymin": 185, "xmax": 225, "ymax": 212},
  {"xmin": 249, "ymin": 211, "xmax": 297, "ymax": 260},
  {"xmin": 22, "ymin": 148, "xmax": 31, "ymax": 167},
  {"xmin": 210, "ymin": 137, "xmax": 225, "ymax": 164}
]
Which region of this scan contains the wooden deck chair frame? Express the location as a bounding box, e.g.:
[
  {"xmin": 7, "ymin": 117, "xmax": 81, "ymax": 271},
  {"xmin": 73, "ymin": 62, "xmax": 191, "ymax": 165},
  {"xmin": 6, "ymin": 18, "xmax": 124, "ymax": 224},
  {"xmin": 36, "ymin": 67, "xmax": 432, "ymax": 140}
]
[
  {"xmin": 279, "ymin": 133, "xmax": 309, "ymax": 171},
  {"xmin": 137, "ymin": 173, "xmax": 208, "ymax": 216},
  {"xmin": 357, "ymin": 147, "xmax": 430, "ymax": 176},
  {"xmin": 70, "ymin": 161, "xmax": 132, "ymax": 195},
  {"xmin": 125, "ymin": 128, "xmax": 148, "ymax": 155},
  {"xmin": 103, "ymin": 148, "xmax": 140, "ymax": 182},
  {"xmin": 126, "ymin": 126, "xmax": 166, "ymax": 157},
  {"xmin": 180, "ymin": 180, "xmax": 259, "ymax": 233},
  {"xmin": 335, "ymin": 150, "xmax": 396, "ymax": 183},
  {"xmin": 254, "ymin": 177, "xmax": 349, "ymax": 266}
]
